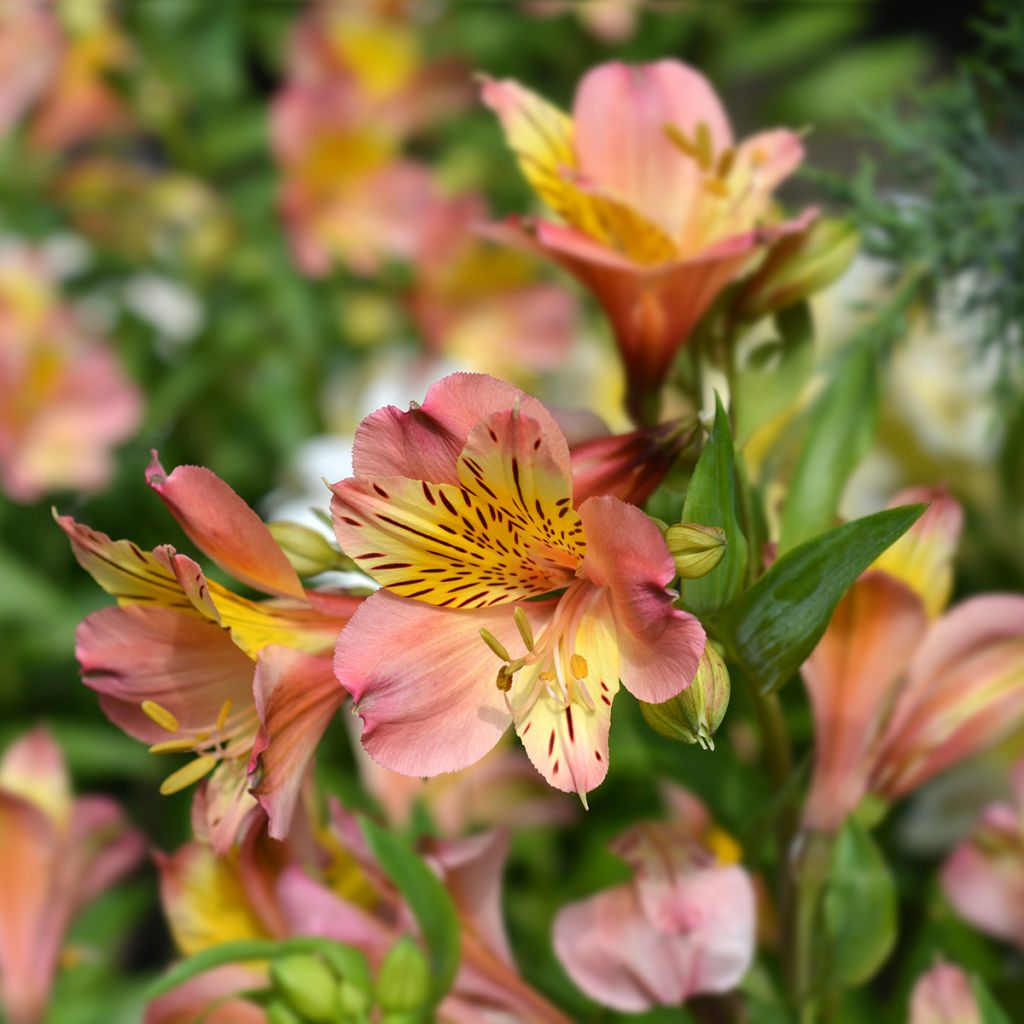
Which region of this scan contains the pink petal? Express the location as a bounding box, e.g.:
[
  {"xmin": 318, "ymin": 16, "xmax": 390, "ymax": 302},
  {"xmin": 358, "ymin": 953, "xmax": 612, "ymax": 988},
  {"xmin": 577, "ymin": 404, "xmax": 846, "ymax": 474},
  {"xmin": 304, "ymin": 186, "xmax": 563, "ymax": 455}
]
[
  {"xmin": 75, "ymin": 605, "xmax": 256, "ymax": 744},
  {"xmin": 146, "ymin": 453, "xmax": 305, "ymax": 599},
  {"xmin": 909, "ymin": 961, "xmax": 982, "ymax": 1024},
  {"xmin": 578, "ymin": 496, "xmax": 705, "ymax": 704},
  {"xmin": 350, "ymin": 371, "xmax": 566, "ymax": 483},
  {"xmin": 335, "ymin": 591, "xmax": 513, "ymax": 777},
  {"xmin": 250, "ymin": 647, "xmax": 343, "ymax": 840},
  {"xmin": 0, "ymin": 727, "xmax": 70, "ymax": 825},
  {"xmin": 144, "ymin": 965, "xmax": 267, "ymax": 1024},
  {"xmin": 941, "ymin": 839, "xmax": 1024, "ymax": 950},
  {"xmin": 573, "ymin": 61, "xmax": 731, "ymax": 235},
  {"xmin": 66, "ymin": 795, "xmax": 144, "ymax": 910},
  {"xmin": 801, "ymin": 572, "xmax": 928, "ymax": 832}
]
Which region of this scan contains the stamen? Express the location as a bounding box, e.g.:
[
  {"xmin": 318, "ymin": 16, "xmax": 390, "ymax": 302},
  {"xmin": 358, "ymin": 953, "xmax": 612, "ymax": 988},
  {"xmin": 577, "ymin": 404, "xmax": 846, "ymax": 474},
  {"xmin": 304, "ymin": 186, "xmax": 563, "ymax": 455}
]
[
  {"xmin": 514, "ymin": 607, "xmax": 534, "ymax": 651},
  {"xmin": 480, "ymin": 628, "xmax": 512, "ymax": 663},
  {"xmin": 141, "ymin": 700, "xmax": 180, "ymax": 734},
  {"xmin": 694, "ymin": 122, "xmax": 714, "ymax": 170},
  {"xmin": 495, "ymin": 665, "xmax": 513, "ymax": 693},
  {"xmin": 570, "ymin": 653, "xmax": 589, "ymax": 680},
  {"xmin": 574, "ymin": 676, "xmax": 597, "ymax": 712},
  {"xmin": 715, "ymin": 147, "xmax": 736, "ymax": 179},
  {"xmin": 159, "ymin": 754, "xmax": 217, "ymax": 795},
  {"xmin": 148, "ymin": 738, "xmax": 199, "ymax": 755},
  {"xmin": 215, "ymin": 699, "xmax": 233, "ymax": 733}
]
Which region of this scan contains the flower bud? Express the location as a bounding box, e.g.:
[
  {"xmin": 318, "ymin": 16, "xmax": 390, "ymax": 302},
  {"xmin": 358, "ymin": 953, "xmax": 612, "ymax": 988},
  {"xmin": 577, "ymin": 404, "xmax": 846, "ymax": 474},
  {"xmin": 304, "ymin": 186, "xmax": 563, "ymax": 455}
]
[
  {"xmin": 640, "ymin": 643, "xmax": 730, "ymax": 749},
  {"xmin": 732, "ymin": 218, "xmax": 859, "ymax": 323},
  {"xmin": 268, "ymin": 521, "xmax": 346, "ymax": 577},
  {"xmin": 375, "ymin": 936, "xmax": 431, "ymax": 1014},
  {"xmin": 270, "ymin": 953, "xmax": 340, "ymax": 1024},
  {"xmin": 266, "ymin": 1002, "xmax": 304, "ymax": 1024},
  {"xmin": 665, "ymin": 523, "xmax": 727, "ymax": 579}
]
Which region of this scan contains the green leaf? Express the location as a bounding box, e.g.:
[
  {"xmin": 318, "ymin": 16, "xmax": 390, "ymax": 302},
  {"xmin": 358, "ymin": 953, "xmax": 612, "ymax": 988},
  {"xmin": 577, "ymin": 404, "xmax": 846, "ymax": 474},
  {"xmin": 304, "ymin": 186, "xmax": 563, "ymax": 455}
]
[
  {"xmin": 778, "ymin": 344, "xmax": 878, "ymax": 554},
  {"xmin": 972, "ymin": 976, "xmax": 1013, "ymax": 1024},
  {"xmin": 360, "ymin": 817, "xmax": 461, "ymax": 1005},
  {"xmin": 718, "ymin": 504, "xmax": 924, "ymax": 693},
  {"xmin": 823, "ymin": 820, "xmax": 897, "ymax": 986},
  {"xmin": 681, "ymin": 394, "xmax": 749, "ymax": 614}
]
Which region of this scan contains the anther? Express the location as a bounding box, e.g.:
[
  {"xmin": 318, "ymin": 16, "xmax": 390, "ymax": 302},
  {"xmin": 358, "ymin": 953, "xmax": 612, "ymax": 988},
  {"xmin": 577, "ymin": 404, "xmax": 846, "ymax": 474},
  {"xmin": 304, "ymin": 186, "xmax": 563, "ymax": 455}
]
[
  {"xmin": 514, "ymin": 607, "xmax": 534, "ymax": 651},
  {"xmin": 570, "ymin": 653, "xmax": 589, "ymax": 680},
  {"xmin": 215, "ymin": 699, "xmax": 232, "ymax": 733},
  {"xmin": 159, "ymin": 754, "xmax": 217, "ymax": 796},
  {"xmin": 148, "ymin": 738, "xmax": 199, "ymax": 755},
  {"xmin": 142, "ymin": 700, "xmax": 180, "ymax": 734},
  {"xmin": 496, "ymin": 666, "xmax": 513, "ymax": 693},
  {"xmin": 480, "ymin": 628, "xmax": 512, "ymax": 663}
]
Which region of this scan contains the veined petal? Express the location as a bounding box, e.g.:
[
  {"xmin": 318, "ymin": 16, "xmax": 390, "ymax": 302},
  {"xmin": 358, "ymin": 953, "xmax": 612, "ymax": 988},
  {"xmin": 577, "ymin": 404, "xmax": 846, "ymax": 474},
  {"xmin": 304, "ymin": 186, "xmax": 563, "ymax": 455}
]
[
  {"xmin": 352, "ymin": 371, "xmax": 566, "ymax": 482},
  {"xmin": 250, "ymin": 647, "xmax": 343, "ymax": 840},
  {"xmin": 75, "ymin": 605, "xmax": 256, "ymax": 745},
  {"xmin": 0, "ymin": 727, "xmax": 71, "ymax": 828},
  {"xmin": 157, "ymin": 841, "xmax": 271, "ymax": 957},
  {"xmin": 335, "ymin": 591, "xmax": 514, "ymax": 777},
  {"xmin": 144, "ymin": 965, "xmax": 267, "ymax": 1024},
  {"xmin": 194, "ymin": 761, "xmax": 261, "ymax": 857},
  {"xmin": 514, "ymin": 592, "xmax": 619, "ymax": 799},
  {"xmin": 333, "ymin": 409, "xmax": 582, "ymax": 609},
  {"xmin": 146, "ymin": 453, "xmax": 305, "ymax": 600},
  {"xmin": 578, "ymin": 496, "xmax": 705, "ymax": 704}
]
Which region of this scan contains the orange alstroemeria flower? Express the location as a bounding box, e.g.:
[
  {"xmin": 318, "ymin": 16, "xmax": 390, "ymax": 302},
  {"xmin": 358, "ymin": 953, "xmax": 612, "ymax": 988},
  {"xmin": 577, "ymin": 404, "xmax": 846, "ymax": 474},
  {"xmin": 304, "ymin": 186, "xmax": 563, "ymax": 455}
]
[
  {"xmin": 482, "ymin": 60, "xmax": 814, "ymax": 421},
  {"xmin": 60, "ymin": 454, "xmax": 362, "ymax": 850}
]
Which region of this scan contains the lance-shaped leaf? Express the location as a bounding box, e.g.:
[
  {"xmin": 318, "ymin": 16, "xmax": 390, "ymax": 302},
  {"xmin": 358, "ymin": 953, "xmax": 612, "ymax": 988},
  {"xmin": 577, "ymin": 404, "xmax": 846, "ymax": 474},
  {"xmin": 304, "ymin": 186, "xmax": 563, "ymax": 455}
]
[
  {"xmin": 717, "ymin": 504, "xmax": 924, "ymax": 693},
  {"xmin": 681, "ymin": 394, "xmax": 748, "ymax": 614},
  {"xmin": 972, "ymin": 977, "xmax": 1013, "ymax": 1024},
  {"xmin": 823, "ymin": 819, "xmax": 896, "ymax": 987},
  {"xmin": 361, "ymin": 816, "xmax": 461, "ymax": 1006},
  {"xmin": 778, "ymin": 344, "xmax": 879, "ymax": 554}
]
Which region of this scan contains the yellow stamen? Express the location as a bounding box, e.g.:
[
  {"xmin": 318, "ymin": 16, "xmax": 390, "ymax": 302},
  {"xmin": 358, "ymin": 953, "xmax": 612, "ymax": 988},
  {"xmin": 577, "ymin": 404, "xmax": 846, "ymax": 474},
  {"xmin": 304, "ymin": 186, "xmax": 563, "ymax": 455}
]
[
  {"xmin": 695, "ymin": 122, "xmax": 714, "ymax": 171},
  {"xmin": 159, "ymin": 755, "xmax": 217, "ymax": 796},
  {"xmin": 148, "ymin": 738, "xmax": 199, "ymax": 755},
  {"xmin": 664, "ymin": 124, "xmax": 700, "ymax": 162},
  {"xmin": 703, "ymin": 178, "xmax": 730, "ymax": 199},
  {"xmin": 715, "ymin": 147, "xmax": 736, "ymax": 179},
  {"xmin": 480, "ymin": 628, "xmax": 511, "ymax": 663},
  {"xmin": 142, "ymin": 700, "xmax": 180, "ymax": 734},
  {"xmin": 514, "ymin": 607, "xmax": 534, "ymax": 651},
  {"xmin": 570, "ymin": 653, "xmax": 589, "ymax": 680},
  {"xmin": 216, "ymin": 699, "xmax": 233, "ymax": 732}
]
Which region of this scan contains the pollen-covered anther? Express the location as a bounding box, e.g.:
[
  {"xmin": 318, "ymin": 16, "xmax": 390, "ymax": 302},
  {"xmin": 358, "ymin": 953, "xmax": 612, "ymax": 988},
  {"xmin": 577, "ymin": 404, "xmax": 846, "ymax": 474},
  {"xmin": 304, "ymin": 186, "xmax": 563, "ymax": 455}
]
[
  {"xmin": 141, "ymin": 699, "xmax": 180, "ymax": 734},
  {"xmin": 570, "ymin": 653, "xmax": 589, "ymax": 680},
  {"xmin": 480, "ymin": 627, "xmax": 512, "ymax": 663},
  {"xmin": 158, "ymin": 754, "xmax": 218, "ymax": 796},
  {"xmin": 496, "ymin": 665, "xmax": 513, "ymax": 693},
  {"xmin": 215, "ymin": 698, "xmax": 233, "ymax": 733},
  {"xmin": 514, "ymin": 606, "xmax": 534, "ymax": 651}
]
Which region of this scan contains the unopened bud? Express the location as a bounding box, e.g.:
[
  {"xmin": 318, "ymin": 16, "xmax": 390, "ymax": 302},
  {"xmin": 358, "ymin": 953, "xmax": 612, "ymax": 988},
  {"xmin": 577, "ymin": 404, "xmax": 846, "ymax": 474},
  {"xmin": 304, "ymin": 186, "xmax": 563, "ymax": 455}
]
[
  {"xmin": 376, "ymin": 936, "xmax": 431, "ymax": 1014},
  {"xmin": 268, "ymin": 521, "xmax": 346, "ymax": 576},
  {"xmin": 666, "ymin": 523, "xmax": 727, "ymax": 579},
  {"xmin": 270, "ymin": 953, "xmax": 339, "ymax": 1023},
  {"xmin": 733, "ymin": 218, "xmax": 859, "ymax": 323},
  {"xmin": 640, "ymin": 643, "xmax": 730, "ymax": 749},
  {"xmin": 266, "ymin": 1002, "xmax": 303, "ymax": 1024}
]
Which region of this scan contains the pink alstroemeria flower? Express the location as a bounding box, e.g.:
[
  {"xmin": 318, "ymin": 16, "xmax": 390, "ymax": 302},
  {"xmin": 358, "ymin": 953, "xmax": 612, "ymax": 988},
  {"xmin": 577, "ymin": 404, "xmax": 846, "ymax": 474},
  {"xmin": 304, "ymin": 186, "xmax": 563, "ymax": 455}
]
[
  {"xmin": 147, "ymin": 803, "xmax": 569, "ymax": 1024},
  {"xmin": 0, "ymin": 246, "xmax": 141, "ymax": 503},
  {"xmin": 909, "ymin": 962, "xmax": 981, "ymax": 1024},
  {"xmin": 60, "ymin": 454, "xmax": 362, "ymax": 849},
  {"xmin": 802, "ymin": 488, "xmax": 1024, "ymax": 832},
  {"xmin": 331, "ymin": 373, "xmax": 706, "ymax": 801},
  {"xmin": 941, "ymin": 758, "xmax": 1024, "ymax": 950},
  {"xmin": 482, "ymin": 60, "xmax": 813, "ymax": 420},
  {"xmin": 0, "ymin": 728, "xmax": 144, "ymax": 1024},
  {"xmin": 553, "ymin": 787, "xmax": 755, "ymax": 1012}
]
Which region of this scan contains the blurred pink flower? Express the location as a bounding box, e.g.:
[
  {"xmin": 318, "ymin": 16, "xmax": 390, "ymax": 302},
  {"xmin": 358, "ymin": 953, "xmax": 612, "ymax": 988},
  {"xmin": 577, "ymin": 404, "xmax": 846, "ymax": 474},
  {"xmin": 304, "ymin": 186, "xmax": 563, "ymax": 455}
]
[
  {"xmin": 0, "ymin": 1, "xmax": 62, "ymax": 139},
  {"xmin": 523, "ymin": 0, "xmax": 646, "ymax": 42},
  {"xmin": 941, "ymin": 759, "xmax": 1024, "ymax": 950},
  {"xmin": 331, "ymin": 372, "xmax": 705, "ymax": 800},
  {"xmin": 482, "ymin": 60, "xmax": 812, "ymax": 420},
  {"xmin": 0, "ymin": 728, "xmax": 144, "ymax": 1024},
  {"xmin": 553, "ymin": 787, "xmax": 755, "ymax": 1011},
  {"xmin": 802, "ymin": 489, "xmax": 1024, "ymax": 832},
  {"xmin": 148, "ymin": 803, "xmax": 569, "ymax": 1024},
  {"xmin": 0, "ymin": 246, "xmax": 141, "ymax": 502},
  {"xmin": 60, "ymin": 454, "xmax": 362, "ymax": 849},
  {"xmin": 909, "ymin": 961, "xmax": 981, "ymax": 1024}
]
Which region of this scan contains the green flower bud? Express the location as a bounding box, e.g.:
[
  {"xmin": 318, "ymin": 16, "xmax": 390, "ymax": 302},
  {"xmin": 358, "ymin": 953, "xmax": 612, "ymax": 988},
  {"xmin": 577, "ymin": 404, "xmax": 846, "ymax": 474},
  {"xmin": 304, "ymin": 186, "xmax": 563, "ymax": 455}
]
[
  {"xmin": 268, "ymin": 521, "xmax": 346, "ymax": 577},
  {"xmin": 270, "ymin": 953, "xmax": 339, "ymax": 1024},
  {"xmin": 733, "ymin": 218, "xmax": 859, "ymax": 323},
  {"xmin": 266, "ymin": 1001, "xmax": 304, "ymax": 1024},
  {"xmin": 337, "ymin": 977, "xmax": 372, "ymax": 1019},
  {"xmin": 375, "ymin": 937, "xmax": 431, "ymax": 1014},
  {"xmin": 640, "ymin": 642, "xmax": 730, "ymax": 749},
  {"xmin": 666, "ymin": 523, "xmax": 727, "ymax": 579}
]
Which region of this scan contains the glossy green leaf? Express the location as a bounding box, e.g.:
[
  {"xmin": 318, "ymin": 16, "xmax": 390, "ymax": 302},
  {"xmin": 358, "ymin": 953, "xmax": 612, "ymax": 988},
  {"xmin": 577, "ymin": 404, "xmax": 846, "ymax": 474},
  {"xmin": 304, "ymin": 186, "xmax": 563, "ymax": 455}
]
[
  {"xmin": 823, "ymin": 820, "xmax": 897, "ymax": 986},
  {"xmin": 681, "ymin": 394, "xmax": 749, "ymax": 614},
  {"xmin": 972, "ymin": 976, "xmax": 1013, "ymax": 1024},
  {"xmin": 718, "ymin": 504, "xmax": 924, "ymax": 693},
  {"xmin": 779, "ymin": 344, "xmax": 878, "ymax": 554},
  {"xmin": 361, "ymin": 816, "xmax": 461, "ymax": 1004}
]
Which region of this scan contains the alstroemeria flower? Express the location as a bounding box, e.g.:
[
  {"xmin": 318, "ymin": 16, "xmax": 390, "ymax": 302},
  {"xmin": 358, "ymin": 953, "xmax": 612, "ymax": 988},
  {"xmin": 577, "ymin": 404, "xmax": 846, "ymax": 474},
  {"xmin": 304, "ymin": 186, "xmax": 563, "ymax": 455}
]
[
  {"xmin": 802, "ymin": 488, "xmax": 1024, "ymax": 832},
  {"xmin": 0, "ymin": 245, "xmax": 141, "ymax": 503},
  {"xmin": 148, "ymin": 803, "xmax": 569, "ymax": 1024},
  {"xmin": 909, "ymin": 962, "xmax": 982, "ymax": 1024},
  {"xmin": 60, "ymin": 454, "xmax": 362, "ymax": 849},
  {"xmin": 482, "ymin": 60, "xmax": 813, "ymax": 420},
  {"xmin": 553, "ymin": 786, "xmax": 755, "ymax": 1011},
  {"xmin": 0, "ymin": 729, "xmax": 144, "ymax": 1024},
  {"xmin": 331, "ymin": 373, "xmax": 705, "ymax": 800},
  {"xmin": 941, "ymin": 758, "xmax": 1024, "ymax": 950}
]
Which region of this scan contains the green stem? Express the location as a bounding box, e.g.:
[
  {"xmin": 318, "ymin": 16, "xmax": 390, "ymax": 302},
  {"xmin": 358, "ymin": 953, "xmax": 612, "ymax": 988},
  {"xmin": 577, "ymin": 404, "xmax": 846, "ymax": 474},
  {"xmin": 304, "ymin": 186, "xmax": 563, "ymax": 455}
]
[{"xmin": 788, "ymin": 830, "xmax": 835, "ymax": 1023}]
